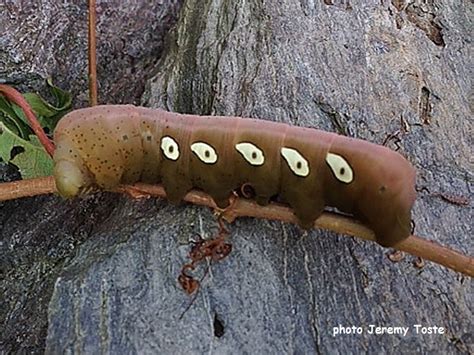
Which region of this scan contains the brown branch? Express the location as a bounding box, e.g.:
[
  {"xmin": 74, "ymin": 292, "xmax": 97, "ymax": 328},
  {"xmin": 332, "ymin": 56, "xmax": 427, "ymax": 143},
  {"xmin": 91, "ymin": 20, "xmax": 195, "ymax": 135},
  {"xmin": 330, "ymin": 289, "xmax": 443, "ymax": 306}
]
[
  {"xmin": 0, "ymin": 176, "xmax": 56, "ymax": 201},
  {"xmin": 1, "ymin": 177, "xmax": 473, "ymax": 277},
  {"xmin": 0, "ymin": 84, "xmax": 55, "ymax": 157},
  {"xmin": 88, "ymin": 0, "xmax": 98, "ymax": 106}
]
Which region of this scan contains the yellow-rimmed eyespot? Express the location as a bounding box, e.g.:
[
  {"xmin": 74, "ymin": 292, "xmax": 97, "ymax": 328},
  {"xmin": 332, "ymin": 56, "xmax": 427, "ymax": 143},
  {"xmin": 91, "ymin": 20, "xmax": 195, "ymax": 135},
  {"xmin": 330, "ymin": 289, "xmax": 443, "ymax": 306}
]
[
  {"xmin": 235, "ymin": 142, "xmax": 265, "ymax": 166},
  {"xmin": 161, "ymin": 136, "xmax": 180, "ymax": 161},
  {"xmin": 280, "ymin": 147, "xmax": 310, "ymax": 177},
  {"xmin": 325, "ymin": 152, "xmax": 353, "ymax": 183},
  {"xmin": 191, "ymin": 142, "xmax": 218, "ymax": 164}
]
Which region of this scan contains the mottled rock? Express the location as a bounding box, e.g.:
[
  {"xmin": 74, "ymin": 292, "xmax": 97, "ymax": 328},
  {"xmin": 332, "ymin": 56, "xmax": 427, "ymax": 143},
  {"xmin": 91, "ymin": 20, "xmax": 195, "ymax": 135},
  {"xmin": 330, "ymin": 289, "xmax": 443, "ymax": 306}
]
[{"xmin": 1, "ymin": 0, "xmax": 472, "ymax": 354}]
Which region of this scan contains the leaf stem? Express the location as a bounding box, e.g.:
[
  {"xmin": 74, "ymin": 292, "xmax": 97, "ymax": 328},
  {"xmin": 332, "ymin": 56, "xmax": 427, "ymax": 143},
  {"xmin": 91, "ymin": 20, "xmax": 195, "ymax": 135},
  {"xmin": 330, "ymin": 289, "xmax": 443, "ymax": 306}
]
[
  {"xmin": 0, "ymin": 84, "xmax": 55, "ymax": 157},
  {"xmin": 88, "ymin": 0, "xmax": 98, "ymax": 106}
]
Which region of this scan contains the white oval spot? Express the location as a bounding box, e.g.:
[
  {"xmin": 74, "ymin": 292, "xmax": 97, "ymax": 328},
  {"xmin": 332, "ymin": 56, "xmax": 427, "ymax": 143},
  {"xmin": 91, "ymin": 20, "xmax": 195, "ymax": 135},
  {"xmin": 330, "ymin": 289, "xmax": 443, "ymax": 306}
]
[
  {"xmin": 191, "ymin": 142, "xmax": 218, "ymax": 164},
  {"xmin": 235, "ymin": 142, "xmax": 265, "ymax": 166},
  {"xmin": 280, "ymin": 147, "xmax": 310, "ymax": 177},
  {"xmin": 160, "ymin": 136, "xmax": 180, "ymax": 161},
  {"xmin": 325, "ymin": 152, "xmax": 353, "ymax": 183}
]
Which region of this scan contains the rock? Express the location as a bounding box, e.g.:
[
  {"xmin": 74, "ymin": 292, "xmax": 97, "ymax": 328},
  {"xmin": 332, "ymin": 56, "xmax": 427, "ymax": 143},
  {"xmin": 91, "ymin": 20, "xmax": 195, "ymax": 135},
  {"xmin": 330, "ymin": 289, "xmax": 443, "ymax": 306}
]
[{"xmin": 1, "ymin": 0, "xmax": 471, "ymax": 353}]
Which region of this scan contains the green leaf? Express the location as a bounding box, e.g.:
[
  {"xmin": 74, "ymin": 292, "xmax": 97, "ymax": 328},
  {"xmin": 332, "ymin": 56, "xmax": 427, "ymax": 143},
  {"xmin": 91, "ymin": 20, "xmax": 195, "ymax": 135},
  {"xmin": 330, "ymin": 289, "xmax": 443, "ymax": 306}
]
[
  {"xmin": 0, "ymin": 79, "xmax": 71, "ymax": 179},
  {"xmin": 9, "ymin": 103, "xmax": 34, "ymax": 137},
  {"xmin": 23, "ymin": 92, "xmax": 58, "ymax": 117},
  {"xmin": 47, "ymin": 77, "xmax": 72, "ymax": 110},
  {"xmin": 23, "ymin": 79, "xmax": 72, "ymax": 132},
  {"xmin": 0, "ymin": 121, "xmax": 54, "ymax": 179},
  {"xmin": 0, "ymin": 96, "xmax": 32, "ymax": 139}
]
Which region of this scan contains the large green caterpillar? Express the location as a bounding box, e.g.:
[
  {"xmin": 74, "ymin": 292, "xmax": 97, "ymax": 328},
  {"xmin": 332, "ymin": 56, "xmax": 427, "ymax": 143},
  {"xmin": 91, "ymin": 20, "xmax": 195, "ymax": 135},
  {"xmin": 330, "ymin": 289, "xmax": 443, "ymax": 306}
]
[{"xmin": 53, "ymin": 105, "xmax": 416, "ymax": 247}]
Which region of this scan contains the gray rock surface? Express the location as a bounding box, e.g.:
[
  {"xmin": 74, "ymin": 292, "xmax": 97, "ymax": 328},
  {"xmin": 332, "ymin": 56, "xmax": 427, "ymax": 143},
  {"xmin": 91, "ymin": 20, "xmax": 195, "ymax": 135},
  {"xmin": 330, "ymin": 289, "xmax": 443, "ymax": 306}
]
[
  {"xmin": 1, "ymin": 0, "xmax": 183, "ymax": 106},
  {"xmin": 1, "ymin": 0, "xmax": 472, "ymax": 354},
  {"xmin": 1, "ymin": 0, "xmax": 183, "ymax": 353}
]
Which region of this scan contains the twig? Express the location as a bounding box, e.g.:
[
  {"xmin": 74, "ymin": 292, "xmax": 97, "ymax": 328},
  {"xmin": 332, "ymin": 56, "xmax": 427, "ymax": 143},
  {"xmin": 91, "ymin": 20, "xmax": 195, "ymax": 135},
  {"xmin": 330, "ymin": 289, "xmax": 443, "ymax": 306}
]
[
  {"xmin": 0, "ymin": 176, "xmax": 56, "ymax": 201},
  {"xmin": 0, "ymin": 84, "xmax": 55, "ymax": 157},
  {"xmin": 88, "ymin": 0, "xmax": 98, "ymax": 106},
  {"xmin": 1, "ymin": 176, "xmax": 473, "ymax": 277}
]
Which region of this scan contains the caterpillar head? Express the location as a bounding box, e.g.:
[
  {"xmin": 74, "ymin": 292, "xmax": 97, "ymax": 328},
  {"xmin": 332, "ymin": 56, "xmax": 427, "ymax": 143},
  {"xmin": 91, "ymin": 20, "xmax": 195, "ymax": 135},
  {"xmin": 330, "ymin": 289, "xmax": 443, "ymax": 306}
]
[
  {"xmin": 53, "ymin": 139, "xmax": 92, "ymax": 198},
  {"xmin": 323, "ymin": 138, "xmax": 416, "ymax": 247}
]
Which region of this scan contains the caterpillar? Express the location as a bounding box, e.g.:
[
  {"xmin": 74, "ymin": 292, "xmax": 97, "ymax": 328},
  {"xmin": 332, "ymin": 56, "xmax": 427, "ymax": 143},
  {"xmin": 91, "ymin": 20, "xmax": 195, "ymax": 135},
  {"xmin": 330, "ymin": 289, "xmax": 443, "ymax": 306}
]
[{"xmin": 53, "ymin": 105, "xmax": 417, "ymax": 247}]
